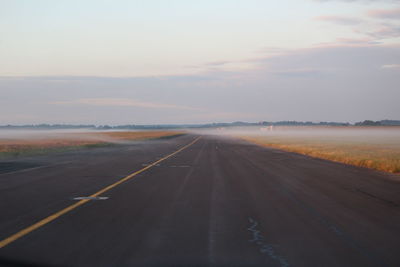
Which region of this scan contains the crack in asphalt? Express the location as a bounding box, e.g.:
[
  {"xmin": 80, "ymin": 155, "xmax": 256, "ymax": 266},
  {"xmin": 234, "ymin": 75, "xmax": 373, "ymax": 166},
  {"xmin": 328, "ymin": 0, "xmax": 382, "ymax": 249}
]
[{"xmin": 247, "ymin": 217, "xmax": 290, "ymax": 267}]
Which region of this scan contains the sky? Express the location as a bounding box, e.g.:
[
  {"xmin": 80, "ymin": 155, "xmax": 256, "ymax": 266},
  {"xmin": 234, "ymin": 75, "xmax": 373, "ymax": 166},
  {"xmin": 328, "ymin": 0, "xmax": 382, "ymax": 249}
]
[{"xmin": 1, "ymin": 0, "xmax": 399, "ymax": 125}]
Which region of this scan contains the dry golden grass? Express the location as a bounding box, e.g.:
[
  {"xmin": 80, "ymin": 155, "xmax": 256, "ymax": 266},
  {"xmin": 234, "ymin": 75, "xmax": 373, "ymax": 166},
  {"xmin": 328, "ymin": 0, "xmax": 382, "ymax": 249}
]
[
  {"xmin": 90, "ymin": 131, "xmax": 183, "ymax": 141},
  {"xmin": 0, "ymin": 131, "xmax": 184, "ymax": 156},
  {"xmin": 0, "ymin": 139, "xmax": 100, "ymax": 153},
  {"xmin": 241, "ymin": 129, "xmax": 400, "ymax": 174}
]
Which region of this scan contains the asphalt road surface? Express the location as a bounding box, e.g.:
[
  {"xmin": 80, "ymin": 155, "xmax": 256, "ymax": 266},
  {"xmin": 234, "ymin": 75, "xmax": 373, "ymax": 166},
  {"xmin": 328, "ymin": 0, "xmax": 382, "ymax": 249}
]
[{"xmin": 0, "ymin": 134, "xmax": 399, "ymax": 267}]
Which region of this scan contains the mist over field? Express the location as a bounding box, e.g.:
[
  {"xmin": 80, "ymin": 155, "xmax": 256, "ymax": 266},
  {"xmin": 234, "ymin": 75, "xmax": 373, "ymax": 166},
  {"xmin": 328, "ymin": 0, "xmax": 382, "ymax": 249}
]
[
  {"xmin": 195, "ymin": 126, "xmax": 400, "ymax": 174},
  {"xmin": 0, "ymin": 129, "xmax": 97, "ymax": 140},
  {"xmin": 0, "ymin": 129, "xmax": 184, "ymax": 157},
  {"xmin": 199, "ymin": 126, "xmax": 400, "ymax": 143}
]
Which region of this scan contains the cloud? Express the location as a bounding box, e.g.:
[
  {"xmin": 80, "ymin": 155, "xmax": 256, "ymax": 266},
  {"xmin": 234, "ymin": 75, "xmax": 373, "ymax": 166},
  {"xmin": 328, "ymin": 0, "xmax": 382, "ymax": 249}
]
[
  {"xmin": 334, "ymin": 37, "xmax": 381, "ymax": 45},
  {"xmin": 314, "ymin": 15, "xmax": 363, "ymax": 25},
  {"xmin": 51, "ymin": 98, "xmax": 200, "ymax": 110},
  {"xmin": 363, "ymin": 24, "xmax": 400, "ymax": 38},
  {"xmin": 367, "ymin": 8, "xmax": 400, "ymax": 19},
  {"xmin": 177, "ymin": 111, "xmax": 259, "ymax": 121},
  {"xmin": 381, "ymin": 63, "xmax": 400, "ymax": 68},
  {"xmin": 256, "ymin": 47, "xmax": 289, "ymax": 56},
  {"xmin": 204, "ymin": 61, "xmax": 231, "ymax": 66},
  {"xmin": 188, "ymin": 60, "xmax": 255, "ymax": 74},
  {"xmin": 307, "ymin": 37, "xmax": 381, "ymax": 48},
  {"xmin": 272, "ymin": 68, "xmax": 322, "ymax": 77},
  {"xmin": 2, "ymin": 43, "xmax": 400, "ymax": 124},
  {"xmin": 249, "ymin": 43, "xmax": 400, "ymax": 77}
]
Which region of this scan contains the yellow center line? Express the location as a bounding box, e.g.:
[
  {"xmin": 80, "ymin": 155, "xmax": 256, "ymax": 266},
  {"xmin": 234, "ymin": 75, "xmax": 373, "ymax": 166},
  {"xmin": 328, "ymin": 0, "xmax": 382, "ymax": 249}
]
[{"xmin": 0, "ymin": 136, "xmax": 201, "ymax": 249}]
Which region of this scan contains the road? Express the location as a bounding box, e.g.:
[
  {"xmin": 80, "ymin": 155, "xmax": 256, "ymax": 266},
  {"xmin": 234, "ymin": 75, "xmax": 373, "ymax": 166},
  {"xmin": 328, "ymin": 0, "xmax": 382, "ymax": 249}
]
[{"xmin": 0, "ymin": 134, "xmax": 400, "ymax": 267}]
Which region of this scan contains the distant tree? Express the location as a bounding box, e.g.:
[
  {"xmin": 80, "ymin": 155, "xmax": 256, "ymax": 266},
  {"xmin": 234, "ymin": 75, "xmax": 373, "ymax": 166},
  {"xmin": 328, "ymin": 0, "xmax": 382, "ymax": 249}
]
[
  {"xmin": 380, "ymin": 120, "xmax": 400, "ymax": 126},
  {"xmin": 98, "ymin": 125, "xmax": 112, "ymax": 130},
  {"xmin": 355, "ymin": 120, "xmax": 382, "ymax": 126}
]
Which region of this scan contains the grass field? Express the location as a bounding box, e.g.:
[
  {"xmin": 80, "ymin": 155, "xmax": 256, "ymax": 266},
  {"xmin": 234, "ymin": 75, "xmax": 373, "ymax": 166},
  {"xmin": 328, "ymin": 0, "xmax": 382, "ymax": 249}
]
[
  {"xmin": 239, "ymin": 127, "xmax": 400, "ymax": 174},
  {"xmin": 0, "ymin": 130, "xmax": 184, "ymax": 158},
  {"xmin": 87, "ymin": 131, "xmax": 184, "ymax": 141}
]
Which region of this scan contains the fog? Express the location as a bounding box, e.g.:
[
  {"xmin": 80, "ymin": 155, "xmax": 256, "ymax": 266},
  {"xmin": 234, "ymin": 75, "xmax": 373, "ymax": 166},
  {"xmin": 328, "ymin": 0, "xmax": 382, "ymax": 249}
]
[
  {"xmin": 0, "ymin": 129, "xmax": 98, "ymax": 140},
  {"xmin": 0, "ymin": 128, "xmax": 143, "ymax": 144},
  {"xmin": 190, "ymin": 126, "xmax": 400, "ymax": 145},
  {"xmin": 1, "ymin": 127, "xmax": 400, "ymax": 146}
]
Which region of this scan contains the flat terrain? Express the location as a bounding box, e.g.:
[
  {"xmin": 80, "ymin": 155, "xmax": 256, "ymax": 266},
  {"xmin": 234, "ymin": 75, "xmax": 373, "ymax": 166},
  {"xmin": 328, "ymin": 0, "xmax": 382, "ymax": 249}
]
[
  {"xmin": 238, "ymin": 126, "xmax": 400, "ymax": 174},
  {"xmin": 0, "ymin": 130, "xmax": 183, "ymax": 158},
  {"xmin": 0, "ymin": 134, "xmax": 400, "ymax": 266}
]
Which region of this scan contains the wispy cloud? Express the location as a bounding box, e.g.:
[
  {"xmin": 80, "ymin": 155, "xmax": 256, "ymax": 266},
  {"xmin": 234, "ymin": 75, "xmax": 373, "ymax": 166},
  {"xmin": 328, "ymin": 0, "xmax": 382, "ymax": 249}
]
[
  {"xmin": 335, "ymin": 37, "xmax": 381, "ymax": 45},
  {"xmin": 272, "ymin": 68, "xmax": 322, "ymax": 77},
  {"xmin": 381, "ymin": 63, "xmax": 400, "ymax": 68},
  {"xmin": 204, "ymin": 61, "xmax": 231, "ymax": 66},
  {"xmin": 177, "ymin": 111, "xmax": 260, "ymax": 122},
  {"xmin": 51, "ymin": 98, "xmax": 200, "ymax": 110},
  {"xmin": 314, "ymin": 15, "xmax": 362, "ymax": 25},
  {"xmin": 255, "ymin": 47, "xmax": 289, "ymax": 56},
  {"xmin": 362, "ymin": 24, "xmax": 400, "ymax": 39},
  {"xmin": 247, "ymin": 43, "xmax": 400, "ymax": 76},
  {"xmin": 3, "ymin": 43, "xmax": 400, "ymax": 124},
  {"xmin": 367, "ymin": 8, "xmax": 400, "ymax": 19}
]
